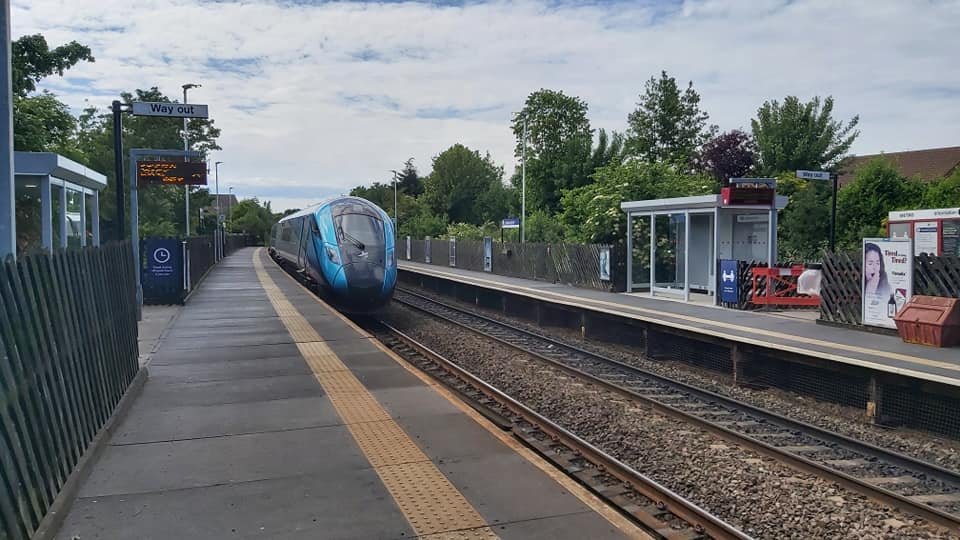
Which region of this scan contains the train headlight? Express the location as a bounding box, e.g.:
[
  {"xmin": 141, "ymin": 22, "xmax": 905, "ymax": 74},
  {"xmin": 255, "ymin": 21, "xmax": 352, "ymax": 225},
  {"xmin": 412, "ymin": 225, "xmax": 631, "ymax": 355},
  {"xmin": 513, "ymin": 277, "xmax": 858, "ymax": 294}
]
[{"xmin": 325, "ymin": 245, "xmax": 341, "ymax": 264}]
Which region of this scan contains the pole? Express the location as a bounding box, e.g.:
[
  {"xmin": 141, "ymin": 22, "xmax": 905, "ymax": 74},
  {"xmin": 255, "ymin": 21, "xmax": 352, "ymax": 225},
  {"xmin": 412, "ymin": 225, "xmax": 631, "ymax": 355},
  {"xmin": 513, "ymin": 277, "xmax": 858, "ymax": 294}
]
[
  {"xmin": 393, "ymin": 171, "xmax": 398, "ymax": 235},
  {"xmin": 112, "ymin": 100, "xmax": 125, "ymax": 241},
  {"xmin": 183, "ymin": 87, "xmax": 190, "ymax": 237},
  {"xmin": 215, "ymin": 162, "xmax": 221, "ymax": 260},
  {"xmin": 0, "ymin": 0, "xmax": 14, "ymax": 259},
  {"xmin": 830, "ymin": 173, "xmax": 838, "ymax": 252},
  {"xmin": 521, "ymin": 118, "xmax": 526, "ymax": 244}
]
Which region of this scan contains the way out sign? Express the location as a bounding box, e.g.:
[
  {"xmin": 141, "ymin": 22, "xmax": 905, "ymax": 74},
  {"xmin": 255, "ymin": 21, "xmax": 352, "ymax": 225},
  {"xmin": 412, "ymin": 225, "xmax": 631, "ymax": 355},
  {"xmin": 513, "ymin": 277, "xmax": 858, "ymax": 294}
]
[{"xmin": 132, "ymin": 102, "xmax": 209, "ymax": 118}]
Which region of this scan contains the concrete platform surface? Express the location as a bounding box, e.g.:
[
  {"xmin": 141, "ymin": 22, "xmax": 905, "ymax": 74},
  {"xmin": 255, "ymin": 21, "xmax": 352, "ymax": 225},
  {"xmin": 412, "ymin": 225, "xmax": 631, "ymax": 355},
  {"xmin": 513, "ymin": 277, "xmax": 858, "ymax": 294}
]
[
  {"xmin": 55, "ymin": 248, "xmax": 643, "ymax": 540},
  {"xmin": 399, "ymin": 261, "xmax": 960, "ymax": 387}
]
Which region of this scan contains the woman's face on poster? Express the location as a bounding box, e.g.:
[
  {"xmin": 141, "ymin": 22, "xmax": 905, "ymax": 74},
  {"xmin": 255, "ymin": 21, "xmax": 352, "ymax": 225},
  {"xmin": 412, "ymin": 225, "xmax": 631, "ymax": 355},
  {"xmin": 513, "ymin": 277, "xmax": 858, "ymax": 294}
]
[{"xmin": 865, "ymin": 250, "xmax": 882, "ymax": 282}]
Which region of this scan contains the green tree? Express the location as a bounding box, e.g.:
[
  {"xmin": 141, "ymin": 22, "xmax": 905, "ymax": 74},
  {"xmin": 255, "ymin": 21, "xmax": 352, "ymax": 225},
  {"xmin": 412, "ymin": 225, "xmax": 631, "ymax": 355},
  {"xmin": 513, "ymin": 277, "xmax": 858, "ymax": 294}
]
[
  {"xmin": 444, "ymin": 221, "xmax": 498, "ymax": 240},
  {"xmin": 13, "ymin": 92, "xmax": 79, "ymax": 154},
  {"xmin": 228, "ymin": 198, "xmax": 275, "ymax": 242},
  {"xmin": 423, "ymin": 143, "xmax": 504, "ymax": 224},
  {"xmin": 12, "ymin": 34, "xmax": 94, "ymax": 96},
  {"xmin": 350, "ymin": 182, "xmax": 394, "ymax": 210},
  {"xmin": 590, "ymin": 128, "xmax": 625, "ymax": 171},
  {"xmin": 560, "ymin": 161, "xmax": 714, "ymax": 244},
  {"xmin": 525, "ymin": 209, "xmax": 564, "ymax": 243},
  {"xmin": 777, "ymin": 177, "xmax": 832, "ymax": 260},
  {"xmin": 397, "ymin": 158, "xmax": 423, "ymax": 196},
  {"xmin": 511, "ymin": 89, "xmax": 593, "ymax": 213},
  {"xmin": 921, "ymin": 169, "xmax": 960, "ymax": 209},
  {"xmin": 11, "ymin": 34, "xmax": 95, "ymax": 157},
  {"xmin": 837, "ymin": 159, "xmax": 923, "ymax": 249},
  {"xmin": 625, "ymin": 71, "xmax": 716, "ymax": 166},
  {"xmin": 751, "ymin": 95, "xmax": 859, "ymax": 175}
]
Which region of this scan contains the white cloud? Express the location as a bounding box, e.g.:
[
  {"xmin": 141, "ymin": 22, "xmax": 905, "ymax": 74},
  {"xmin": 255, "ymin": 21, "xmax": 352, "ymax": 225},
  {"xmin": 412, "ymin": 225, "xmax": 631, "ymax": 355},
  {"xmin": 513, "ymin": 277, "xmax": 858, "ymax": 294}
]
[{"xmin": 14, "ymin": 0, "xmax": 960, "ymax": 212}]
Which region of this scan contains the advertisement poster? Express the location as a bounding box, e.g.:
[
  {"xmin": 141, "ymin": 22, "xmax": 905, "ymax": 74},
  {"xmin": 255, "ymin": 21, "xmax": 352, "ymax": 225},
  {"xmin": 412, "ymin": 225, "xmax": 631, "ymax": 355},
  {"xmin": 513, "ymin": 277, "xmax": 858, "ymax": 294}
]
[
  {"xmin": 914, "ymin": 221, "xmax": 939, "ymax": 256},
  {"xmin": 483, "ymin": 237, "xmax": 492, "ymax": 272},
  {"xmin": 599, "ymin": 247, "xmax": 611, "ymax": 281},
  {"xmin": 719, "ymin": 259, "xmax": 739, "ymax": 304},
  {"xmin": 862, "ymin": 239, "xmax": 913, "ymax": 329},
  {"xmin": 449, "ymin": 238, "xmax": 456, "ymax": 267},
  {"xmin": 405, "ymin": 236, "xmax": 411, "ymax": 260}
]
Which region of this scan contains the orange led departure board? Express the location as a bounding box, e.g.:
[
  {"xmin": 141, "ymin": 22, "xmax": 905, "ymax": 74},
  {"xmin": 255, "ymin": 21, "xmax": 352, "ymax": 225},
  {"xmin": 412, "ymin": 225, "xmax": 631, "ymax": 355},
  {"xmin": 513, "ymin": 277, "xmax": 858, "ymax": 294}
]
[{"xmin": 137, "ymin": 161, "xmax": 207, "ymax": 186}]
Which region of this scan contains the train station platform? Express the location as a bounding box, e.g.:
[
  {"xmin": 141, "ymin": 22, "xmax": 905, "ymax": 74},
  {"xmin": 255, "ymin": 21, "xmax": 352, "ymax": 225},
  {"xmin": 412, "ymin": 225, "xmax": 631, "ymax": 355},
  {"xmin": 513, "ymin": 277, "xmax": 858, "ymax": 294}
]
[
  {"xmin": 53, "ymin": 248, "xmax": 645, "ymax": 540},
  {"xmin": 398, "ymin": 261, "xmax": 960, "ymax": 388}
]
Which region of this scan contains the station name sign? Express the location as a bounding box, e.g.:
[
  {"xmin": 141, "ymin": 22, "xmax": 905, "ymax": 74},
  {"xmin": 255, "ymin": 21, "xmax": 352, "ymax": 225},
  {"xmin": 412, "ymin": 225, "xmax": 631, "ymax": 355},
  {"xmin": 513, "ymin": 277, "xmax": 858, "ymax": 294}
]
[
  {"xmin": 889, "ymin": 208, "xmax": 960, "ymax": 221},
  {"xmin": 137, "ymin": 161, "xmax": 207, "ymax": 186},
  {"xmin": 131, "ymin": 101, "xmax": 209, "ymax": 118},
  {"xmin": 501, "ymin": 217, "xmax": 520, "ymax": 228}
]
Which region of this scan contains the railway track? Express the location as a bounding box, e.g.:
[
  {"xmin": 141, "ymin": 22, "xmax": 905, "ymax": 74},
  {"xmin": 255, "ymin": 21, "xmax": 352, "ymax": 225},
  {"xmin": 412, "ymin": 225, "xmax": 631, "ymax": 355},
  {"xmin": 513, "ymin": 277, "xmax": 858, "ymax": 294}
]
[
  {"xmin": 368, "ymin": 319, "xmax": 750, "ymax": 540},
  {"xmin": 392, "ymin": 287, "xmax": 960, "ymax": 533}
]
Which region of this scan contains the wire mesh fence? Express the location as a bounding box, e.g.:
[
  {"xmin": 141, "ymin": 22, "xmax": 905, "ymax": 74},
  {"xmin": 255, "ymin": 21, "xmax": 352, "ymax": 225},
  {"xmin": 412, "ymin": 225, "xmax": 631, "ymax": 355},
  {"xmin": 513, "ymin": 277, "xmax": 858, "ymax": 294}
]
[
  {"xmin": 0, "ymin": 242, "xmax": 139, "ymax": 540},
  {"xmin": 405, "ymin": 237, "xmax": 614, "ymax": 291}
]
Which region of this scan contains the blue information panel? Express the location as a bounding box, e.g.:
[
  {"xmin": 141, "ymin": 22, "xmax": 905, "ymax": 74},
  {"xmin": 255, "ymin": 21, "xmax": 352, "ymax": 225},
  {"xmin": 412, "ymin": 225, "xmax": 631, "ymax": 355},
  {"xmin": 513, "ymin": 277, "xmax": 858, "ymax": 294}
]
[
  {"xmin": 142, "ymin": 238, "xmax": 183, "ymax": 304},
  {"xmin": 719, "ymin": 259, "xmax": 739, "ymax": 304},
  {"xmin": 501, "ymin": 217, "xmax": 520, "ymax": 228}
]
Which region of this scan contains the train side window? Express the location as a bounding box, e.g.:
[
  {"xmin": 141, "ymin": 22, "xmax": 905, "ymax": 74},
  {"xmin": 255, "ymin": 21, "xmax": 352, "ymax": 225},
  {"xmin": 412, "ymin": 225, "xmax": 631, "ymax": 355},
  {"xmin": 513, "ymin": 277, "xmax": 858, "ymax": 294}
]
[
  {"xmin": 281, "ymin": 223, "xmax": 292, "ymax": 242},
  {"xmin": 310, "ymin": 218, "xmax": 321, "ymax": 239}
]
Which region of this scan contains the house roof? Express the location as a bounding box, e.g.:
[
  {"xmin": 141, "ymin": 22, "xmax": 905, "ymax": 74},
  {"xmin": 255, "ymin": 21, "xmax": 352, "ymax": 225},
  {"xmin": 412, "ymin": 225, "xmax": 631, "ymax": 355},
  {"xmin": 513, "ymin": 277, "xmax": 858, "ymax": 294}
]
[{"xmin": 838, "ymin": 146, "xmax": 960, "ymax": 186}]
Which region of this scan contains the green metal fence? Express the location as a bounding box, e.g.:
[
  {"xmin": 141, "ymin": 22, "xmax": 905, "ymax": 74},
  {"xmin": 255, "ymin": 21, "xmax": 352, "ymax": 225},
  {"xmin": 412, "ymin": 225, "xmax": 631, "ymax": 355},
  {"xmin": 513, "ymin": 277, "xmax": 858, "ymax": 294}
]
[{"xmin": 0, "ymin": 242, "xmax": 139, "ymax": 540}]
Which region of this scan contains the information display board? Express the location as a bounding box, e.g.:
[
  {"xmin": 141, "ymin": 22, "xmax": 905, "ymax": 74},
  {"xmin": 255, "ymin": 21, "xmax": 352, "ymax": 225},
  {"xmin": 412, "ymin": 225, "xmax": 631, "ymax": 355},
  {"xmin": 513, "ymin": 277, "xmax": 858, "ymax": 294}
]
[
  {"xmin": 862, "ymin": 238, "xmax": 913, "ymax": 329},
  {"xmin": 483, "ymin": 237, "xmax": 492, "ymax": 272},
  {"xmin": 914, "ymin": 221, "xmax": 939, "ymax": 256},
  {"xmin": 719, "ymin": 259, "xmax": 739, "ymax": 304},
  {"xmin": 137, "ymin": 161, "xmax": 207, "ymax": 186}
]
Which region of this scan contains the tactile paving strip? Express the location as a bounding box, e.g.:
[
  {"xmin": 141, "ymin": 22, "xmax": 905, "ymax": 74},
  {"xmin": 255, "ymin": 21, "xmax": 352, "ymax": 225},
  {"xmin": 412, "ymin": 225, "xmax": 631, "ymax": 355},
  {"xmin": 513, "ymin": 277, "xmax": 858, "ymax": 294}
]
[{"xmin": 253, "ymin": 251, "xmax": 495, "ymax": 538}]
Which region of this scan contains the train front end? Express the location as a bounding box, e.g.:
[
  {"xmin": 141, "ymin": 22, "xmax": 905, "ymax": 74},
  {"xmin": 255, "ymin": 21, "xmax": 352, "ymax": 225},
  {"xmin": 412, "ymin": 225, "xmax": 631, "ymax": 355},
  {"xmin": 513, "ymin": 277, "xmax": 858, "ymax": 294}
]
[{"xmin": 317, "ymin": 198, "xmax": 396, "ymax": 313}]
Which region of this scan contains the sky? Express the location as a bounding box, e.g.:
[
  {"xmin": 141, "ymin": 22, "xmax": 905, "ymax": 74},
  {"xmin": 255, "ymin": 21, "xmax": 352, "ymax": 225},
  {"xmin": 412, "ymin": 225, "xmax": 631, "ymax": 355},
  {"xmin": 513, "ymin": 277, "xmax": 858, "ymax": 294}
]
[{"xmin": 13, "ymin": 0, "xmax": 960, "ymax": 213}]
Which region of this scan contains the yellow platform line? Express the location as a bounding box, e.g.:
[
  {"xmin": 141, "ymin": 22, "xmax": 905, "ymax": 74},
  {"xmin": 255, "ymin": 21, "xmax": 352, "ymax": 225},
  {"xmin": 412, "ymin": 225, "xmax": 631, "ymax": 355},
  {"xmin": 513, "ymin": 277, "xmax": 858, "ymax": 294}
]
[
  {"xmin": 253, "ymin": 251, "xmax": 498, "ymax": 539},
  {"xmin": 266, "ymin": 250, "xmax": 654, "ymax": 540}
]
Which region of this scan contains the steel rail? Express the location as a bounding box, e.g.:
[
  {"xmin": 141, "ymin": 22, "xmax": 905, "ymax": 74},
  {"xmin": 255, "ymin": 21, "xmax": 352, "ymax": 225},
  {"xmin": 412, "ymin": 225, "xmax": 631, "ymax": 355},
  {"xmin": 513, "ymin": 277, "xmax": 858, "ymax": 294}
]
[
  {"xmin": 375, "ymin": 320, "xmax": 751, "ymax": 540},
  {"xmin": 393, "ymin": 288, "xmax": 960, "ymax": 533}
]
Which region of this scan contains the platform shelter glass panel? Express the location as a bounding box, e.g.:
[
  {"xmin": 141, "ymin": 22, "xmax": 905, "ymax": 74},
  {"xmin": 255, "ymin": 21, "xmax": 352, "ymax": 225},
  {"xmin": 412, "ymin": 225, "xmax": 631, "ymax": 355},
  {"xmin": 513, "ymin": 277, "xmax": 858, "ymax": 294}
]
[
  {"xmin": 15, "ymin": 180, "xmax": 41, "ymax": 253},
  {"xmin": 85, "ymin": 193, "xmax": 94, "ymax": 244},
  {"xmin": 654, "ymin": 213, "xmax": 685, "ymax": 291},
  {"xmin": 66, "ymin": 187, "xmax": 83, "ymax": 248},
  {"xmin": 631, "ymin": 214, "xmax": 651, "ymax": 290},
  {"xmin": 51, "ymin": 184, "xmax": 62, "ymax": 248}
]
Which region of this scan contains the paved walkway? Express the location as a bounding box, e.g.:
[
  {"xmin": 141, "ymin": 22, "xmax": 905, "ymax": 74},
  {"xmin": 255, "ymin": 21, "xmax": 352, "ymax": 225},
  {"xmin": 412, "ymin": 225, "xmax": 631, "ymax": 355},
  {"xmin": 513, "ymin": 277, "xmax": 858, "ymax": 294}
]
[{"xmin": 56, "ymin": 248, "xmax": 644, "ymax": 540}]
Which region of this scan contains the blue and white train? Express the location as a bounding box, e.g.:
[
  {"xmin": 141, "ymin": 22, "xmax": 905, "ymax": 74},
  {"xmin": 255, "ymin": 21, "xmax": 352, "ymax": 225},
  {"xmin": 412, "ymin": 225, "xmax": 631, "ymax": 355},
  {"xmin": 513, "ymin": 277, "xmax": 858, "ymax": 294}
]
[{"xmin": 269, "ymin": 196, "xmax": 396, "ymax": 313}]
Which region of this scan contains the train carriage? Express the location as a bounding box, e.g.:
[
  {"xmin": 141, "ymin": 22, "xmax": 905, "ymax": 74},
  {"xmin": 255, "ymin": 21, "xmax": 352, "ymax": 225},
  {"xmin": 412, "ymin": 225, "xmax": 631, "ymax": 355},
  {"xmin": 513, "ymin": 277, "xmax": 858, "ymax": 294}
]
[{"xmin": 270, "ymin": 196, "xmax": 396, "ymax": 313}]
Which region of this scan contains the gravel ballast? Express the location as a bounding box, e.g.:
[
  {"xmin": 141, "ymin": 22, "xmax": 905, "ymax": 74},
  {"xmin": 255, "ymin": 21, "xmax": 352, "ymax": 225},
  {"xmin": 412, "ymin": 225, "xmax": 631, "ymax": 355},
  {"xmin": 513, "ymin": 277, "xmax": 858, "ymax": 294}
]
[
  {"xmin": 382, "ymin": 302, "xmax": 958, "ymax": 539},
  {"xmin": 399, "ymin": 285, "xmax": 960, "ymax": 474}
]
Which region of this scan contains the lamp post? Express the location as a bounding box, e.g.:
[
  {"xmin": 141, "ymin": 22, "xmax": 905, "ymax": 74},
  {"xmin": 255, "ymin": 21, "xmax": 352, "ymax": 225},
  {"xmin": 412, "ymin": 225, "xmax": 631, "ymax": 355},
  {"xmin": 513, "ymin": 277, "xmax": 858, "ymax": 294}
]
[
  {"xmin": 215, "ymin": 161, "xmax": 223, "ymax": 260},
  {"xmin": 390, "ymin": 169, "xmax": 398, "ymax": 235},
  {"xmin": 521, "ymin": 118, "xmax": 527, "ymax": 244},
  {"xmin": 228, "ymin": 187, "xmax": 234, "ymax": 232},
  {"xmin": 182, "ymin": 83, "xmax": 201, "ymax": 237}
]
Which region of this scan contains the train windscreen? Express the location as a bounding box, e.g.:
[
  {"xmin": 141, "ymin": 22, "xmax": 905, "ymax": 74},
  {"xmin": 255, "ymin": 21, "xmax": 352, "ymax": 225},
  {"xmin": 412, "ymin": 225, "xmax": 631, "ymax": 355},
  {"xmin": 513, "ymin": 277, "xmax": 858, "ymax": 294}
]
[{"xmin": 336, "ymin": 213, "xmax": 383, "ymax": 249}]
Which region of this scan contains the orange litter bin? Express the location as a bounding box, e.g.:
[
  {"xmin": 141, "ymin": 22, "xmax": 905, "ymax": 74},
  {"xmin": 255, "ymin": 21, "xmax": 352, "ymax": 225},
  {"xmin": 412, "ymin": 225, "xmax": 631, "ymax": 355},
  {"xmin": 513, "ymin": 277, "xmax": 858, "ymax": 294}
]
[{"xmin": 893, "ymin": 296, "xmax": 960, "ymax": 348}]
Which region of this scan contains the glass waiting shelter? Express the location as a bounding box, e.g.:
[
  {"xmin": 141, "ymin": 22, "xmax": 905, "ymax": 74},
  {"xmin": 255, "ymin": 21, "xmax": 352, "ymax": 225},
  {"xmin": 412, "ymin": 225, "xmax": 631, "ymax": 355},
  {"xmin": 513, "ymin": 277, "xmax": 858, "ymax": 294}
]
[
  {"xmin": 14, "ymin": 152, "xmax": 107, "ymax": 253},
  {"xmin": 621, "ymin": 194, "xmax": 788, "ymax": 303}
]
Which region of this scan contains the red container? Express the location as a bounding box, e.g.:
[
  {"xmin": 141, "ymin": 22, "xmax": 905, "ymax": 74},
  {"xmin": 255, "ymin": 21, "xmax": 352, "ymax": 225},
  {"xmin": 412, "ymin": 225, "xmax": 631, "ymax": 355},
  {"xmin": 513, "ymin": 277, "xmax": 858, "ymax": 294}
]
[{"xmin": 893, "ymin": 296, "xmax": 960, "ymax": 347}]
